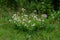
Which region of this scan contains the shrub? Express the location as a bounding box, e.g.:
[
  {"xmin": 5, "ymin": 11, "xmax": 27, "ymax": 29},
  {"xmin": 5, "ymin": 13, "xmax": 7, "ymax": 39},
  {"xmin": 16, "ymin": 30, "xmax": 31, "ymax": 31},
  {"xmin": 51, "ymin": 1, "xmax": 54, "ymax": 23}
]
[
  {"xmin": 9, "ymin": 9, "xmax": 56, "ymax": 32},
  {"xmin": 9, "ymin": 9, "xmax": 50, "ymax": 31}
]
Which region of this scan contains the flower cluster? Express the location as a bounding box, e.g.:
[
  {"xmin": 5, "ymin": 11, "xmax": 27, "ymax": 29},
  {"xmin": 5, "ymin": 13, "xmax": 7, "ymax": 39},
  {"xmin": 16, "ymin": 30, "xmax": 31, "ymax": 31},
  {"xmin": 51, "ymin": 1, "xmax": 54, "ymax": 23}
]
[
  {"xmin": 9, "ymin": 12, "xmax": 46, "ymax": 31},
  {"xmin": 9, "ymin": 8, "xmax": 51, "ymax": 31}
]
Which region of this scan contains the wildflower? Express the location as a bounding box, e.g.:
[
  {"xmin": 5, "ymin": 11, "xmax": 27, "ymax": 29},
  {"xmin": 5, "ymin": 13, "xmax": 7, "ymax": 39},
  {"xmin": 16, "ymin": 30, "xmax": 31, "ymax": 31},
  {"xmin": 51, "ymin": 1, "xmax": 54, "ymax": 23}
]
[
  {"xmin": 34, "ymin": 16, "xmax": 38, "ymax": 21},
  {"xmin": 9, "ymin": 19, "xmax": 12, "ymax": 22},
  {"xmin": 24, "ymin": 14, "xmax": 28, "ymax": 17},
  {"xmin": 21, "ymin": 8, "xmax": 26, "ymax": 12},
  {"xmin": 34, "ymin": 16, "xmax": 37, "ymax": 18},
  {"xmin": 28, "ymin": 20, "xmax": 31, "ymax": 23},
  {"xmin": 23, "ymin": 19, "xmax": 26, "ymax": 21},
  {"xmin": 31, "ymin": 23, "xmax": 35, "ymax": 26},
  {"xmin": 13, "ymin": 17, "xmax": 17, "ymax": 21},
  {"xmin": 38, "ymin": 19, "xmax": 42, "ymax": 22},
  {"xmin": 13, "ymin": 16, "xmax": 20, "ymax": 21},
  {"xmin": 21, "ymin": 16, "xmax": 24, "ymax": 18},
  {"xmin": 33, "ymin": 15, "xmax": 37, "ymax": 19},
  {"xmin": 41, "ymin": 14, "xmax": 48, "ymax": 19},
  {"xmin": 33, "ymin": 10, "xmax": 37, "ymax": 13},
  {"xmin": 13, "ymin": 21, "xmax": 16, "ymax": 23},
  {"xmin": 12, "ymin": 14, "xmax": 17, "ymax": 18},
  {"xmin": 24, "ymin": 24, "xmax": 27, "ymax": 26},
  {"xmin": 42, "ymin": 19, "xmax": 45, "ymax": 22},
  {"xmin": 17, "ymin": 19, "xmax": 20, "ymax": 22}
]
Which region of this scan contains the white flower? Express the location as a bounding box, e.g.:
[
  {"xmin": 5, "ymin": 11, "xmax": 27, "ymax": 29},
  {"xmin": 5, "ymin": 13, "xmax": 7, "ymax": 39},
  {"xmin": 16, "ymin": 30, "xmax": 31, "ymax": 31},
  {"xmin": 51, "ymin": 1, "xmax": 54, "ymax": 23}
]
[
  {"xmin": 13, "ymin": 16, "xmax": 20, "ymax": 21},
  {"xmin": 31, "ymin": 23, "xmax": 35, "ymax": 26},
  {"xmin": 23, "ymin": 19, "xmax": 26, "ymax": 21},
  {"xmin": 24, "ymin": 24, "xmax": 27, "ymax": 26},
  {"xmin": 28, "ymin": 20, "xmax": 31, "ymax": 23},
  {"xmin": 38, "ymin": 19, "xmax": 42, "ymax": 22},
  {"xmin": 42, "ymin": 19, "xmax": 45, "ymax": 22},
  {"xmin": 41, "ymin": 14, "xmax": 47, "ymax": 19},
  {"xmin": 13, "ymin": 21, "xmax": 16, "ymax": 23},
  {"xmin": 12, "ymin": 14, "xmax": 20, "ymax": 22},
  {"xmin": 12, "ymin": 14, "xmax": 17, "ymax": 18},
  {"xmin": 9, "ymin": 19, "xmax": 12, "ymax": 22},
  {"xmin": 24, "ymin": 14, "xmax": 28, "ymax": 17},
  {"xmin": 21, "ymin": 16, "xmax": 24, "ymax": 18},
  {"xmin": 33, "ymin": 10, "xmax": 37, "ymax": 13},
  {"xmin": 33, "ymin": 15, "xmax": 37, "ymax": 19},
  {"xmin": 13, "ymin": 17, "xmax": 17, "ymax": 21},
  {"xmin": 17, "ymin": 19, "xmax": 20, "ymax": 22},
  {"xmin": 21, "ymin": 8, "xmax": 26, "ymax": 12},
  {"xmin": 34, "ymin": 16, "xmax": 37, "ymax": 18}
]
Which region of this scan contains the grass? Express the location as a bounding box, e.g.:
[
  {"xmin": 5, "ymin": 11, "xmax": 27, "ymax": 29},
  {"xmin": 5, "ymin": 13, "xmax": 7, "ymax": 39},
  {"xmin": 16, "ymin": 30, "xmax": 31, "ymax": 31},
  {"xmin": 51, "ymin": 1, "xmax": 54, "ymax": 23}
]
[
  {"xmin": 0, "ymin": 22, "xmax": 60, "ymax": 40},
  {"xmin": 0, "ymin": 8, "xmax": 60, "ymax": 40},
  {"xmin": 0, "ymin": 0, "xmax": 60, "ymax": 39}
]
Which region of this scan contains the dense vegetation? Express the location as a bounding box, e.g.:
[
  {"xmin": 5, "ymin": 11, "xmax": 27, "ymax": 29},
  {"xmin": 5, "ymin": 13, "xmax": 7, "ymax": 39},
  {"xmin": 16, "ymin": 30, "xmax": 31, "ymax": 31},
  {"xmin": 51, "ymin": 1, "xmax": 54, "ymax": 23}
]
[{"xmin": 0, "ymin": 0, "xmax": 60, "ymax": 40}]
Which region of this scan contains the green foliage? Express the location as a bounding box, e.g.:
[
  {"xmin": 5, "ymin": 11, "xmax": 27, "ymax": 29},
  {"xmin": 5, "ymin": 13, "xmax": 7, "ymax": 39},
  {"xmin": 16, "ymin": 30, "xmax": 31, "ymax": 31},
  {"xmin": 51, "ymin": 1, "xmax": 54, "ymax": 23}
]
[
  {"xmin": 0, "ymin": 0, "xmax": 60, "ymax": 40},
  {"xmin": 0, "ymin": 0, "xmax": 53, "ymax": 13}
]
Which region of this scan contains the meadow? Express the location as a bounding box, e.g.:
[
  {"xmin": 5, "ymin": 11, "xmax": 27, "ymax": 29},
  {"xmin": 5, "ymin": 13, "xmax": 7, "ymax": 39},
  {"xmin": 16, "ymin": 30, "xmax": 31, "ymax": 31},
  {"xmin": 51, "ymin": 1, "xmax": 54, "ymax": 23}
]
[{"xmin": 0, "ymin": 0, "xmax": 60, "ymax": 40}]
